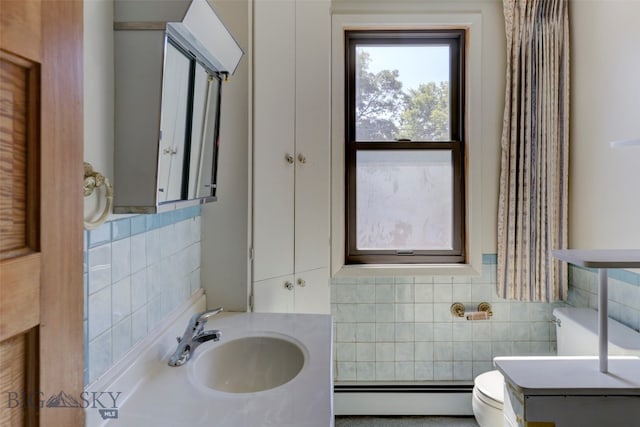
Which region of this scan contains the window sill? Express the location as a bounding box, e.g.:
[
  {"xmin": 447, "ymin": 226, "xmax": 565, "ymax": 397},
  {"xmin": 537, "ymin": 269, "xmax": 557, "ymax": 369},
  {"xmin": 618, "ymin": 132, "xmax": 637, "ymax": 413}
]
[{"xmin": 332, "ymin": 263, "xmax": 482, "ymax": 278}]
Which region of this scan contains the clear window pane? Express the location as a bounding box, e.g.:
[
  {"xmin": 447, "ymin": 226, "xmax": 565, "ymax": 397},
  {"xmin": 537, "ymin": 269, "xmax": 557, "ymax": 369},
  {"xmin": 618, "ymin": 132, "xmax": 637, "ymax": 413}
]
[
  {"xmin": 355, "ymin": 45, "xmax": 450, "ymax": 141},
  {"xmin": 356, "ymin": 150, "xmax": 453, "ymax": 250}
]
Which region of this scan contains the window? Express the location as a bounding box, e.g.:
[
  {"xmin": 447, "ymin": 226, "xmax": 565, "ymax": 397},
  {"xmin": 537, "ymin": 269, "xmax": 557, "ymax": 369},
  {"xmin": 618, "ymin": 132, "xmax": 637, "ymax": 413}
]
[{"xmin": 345, "ymin": 30, "xmax": 466, "ymax": 264}]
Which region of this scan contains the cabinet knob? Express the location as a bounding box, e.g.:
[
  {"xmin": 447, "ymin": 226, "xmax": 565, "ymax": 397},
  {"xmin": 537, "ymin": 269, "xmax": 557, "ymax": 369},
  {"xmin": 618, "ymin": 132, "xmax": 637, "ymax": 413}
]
[
  {"xmin": 284, "ymin": 281, "xmax": 294, "ymax": 291},
  {"xmin": 297, "ymin": 278, "xmax": 306, "ymax": 287},
  {"xmin": 285, "ymin": 154, "xmax": 294, "ymax": 164},
  {"xmin": 297, "ymin": 153, "xmax": 307, "ymax": 164}
]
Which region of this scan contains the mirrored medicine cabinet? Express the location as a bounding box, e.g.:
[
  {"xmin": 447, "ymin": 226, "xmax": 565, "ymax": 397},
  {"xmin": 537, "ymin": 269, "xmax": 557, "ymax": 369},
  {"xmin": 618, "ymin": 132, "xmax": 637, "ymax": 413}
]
[
  {"xmin": 156, "ymin": 40, "xmax": 222, "ymax": 204},
  {"xmin": 113, "ymin": 0, "xmax": 243, "ymax": 213}
]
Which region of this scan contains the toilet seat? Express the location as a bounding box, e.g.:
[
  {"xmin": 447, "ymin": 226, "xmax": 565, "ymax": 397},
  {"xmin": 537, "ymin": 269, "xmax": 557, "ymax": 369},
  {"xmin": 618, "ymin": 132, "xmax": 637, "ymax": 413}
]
[{"xmin": 473, "ymin": 370, "xmax": 504, "ymax": 409}]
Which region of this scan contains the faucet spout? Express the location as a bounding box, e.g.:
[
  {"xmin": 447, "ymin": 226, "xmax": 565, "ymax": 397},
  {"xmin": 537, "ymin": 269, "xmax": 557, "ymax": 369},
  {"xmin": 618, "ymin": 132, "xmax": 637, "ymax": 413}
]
[{"xmin": 168, "ymin": 307, "xmax": 223, "ymax": 367}]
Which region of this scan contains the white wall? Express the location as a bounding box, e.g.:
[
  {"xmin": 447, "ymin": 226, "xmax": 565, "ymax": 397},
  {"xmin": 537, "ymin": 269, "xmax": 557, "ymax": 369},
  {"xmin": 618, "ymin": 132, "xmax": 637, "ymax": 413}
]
[
  {"xmin": 570, "ymin": 0, "xmax": 640, "ymax": 250},
  {"xmin": 477, "ymin": 0, "xmax": 505, "ymax": 255},
  {"xmin": 200, "ymin": 0, "xmax": 250, "ymax": 311},
  {"xmin": 84, "ymin": 0, "xmax": 115, "ymax": 218}
]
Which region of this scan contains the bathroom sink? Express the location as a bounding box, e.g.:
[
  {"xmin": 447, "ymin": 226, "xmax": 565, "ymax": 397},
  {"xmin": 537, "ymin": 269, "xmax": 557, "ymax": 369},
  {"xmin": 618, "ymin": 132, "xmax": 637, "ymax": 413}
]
[{"xmin": 192, "ymin": 335, "xmax": 305, "ymax": 393}]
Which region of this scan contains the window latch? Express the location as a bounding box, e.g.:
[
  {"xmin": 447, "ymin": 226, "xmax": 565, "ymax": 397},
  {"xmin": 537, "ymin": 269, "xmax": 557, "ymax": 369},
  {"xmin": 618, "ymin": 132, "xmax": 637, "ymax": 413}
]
[{"xmin": 396, "ymin": 250, "xmax": 415, "ymax": 256}]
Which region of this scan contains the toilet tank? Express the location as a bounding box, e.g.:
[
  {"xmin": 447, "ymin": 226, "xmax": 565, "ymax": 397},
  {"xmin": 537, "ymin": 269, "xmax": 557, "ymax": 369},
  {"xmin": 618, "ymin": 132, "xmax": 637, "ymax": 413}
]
[{"xmin": 553, "ymin": 307, "xmax": 640, "ymax": 356}]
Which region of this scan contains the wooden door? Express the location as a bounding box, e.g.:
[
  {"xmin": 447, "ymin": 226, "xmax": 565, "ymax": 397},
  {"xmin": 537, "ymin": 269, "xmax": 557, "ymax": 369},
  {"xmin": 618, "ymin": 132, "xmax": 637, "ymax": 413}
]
[{"xmin": 0, "ymin": 1, "xmax": 84, "ymax": 426}]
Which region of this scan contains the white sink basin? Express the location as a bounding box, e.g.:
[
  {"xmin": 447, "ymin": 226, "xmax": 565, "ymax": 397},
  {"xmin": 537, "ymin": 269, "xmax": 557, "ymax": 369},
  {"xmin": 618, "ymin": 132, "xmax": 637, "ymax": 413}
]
[
  {"xmin": 192, "ymin": 335, "xmax": 306, "ymax": 393},
  {"xmin": 87, "ymin": 303, "xmax": 334, "ymax": 427}
]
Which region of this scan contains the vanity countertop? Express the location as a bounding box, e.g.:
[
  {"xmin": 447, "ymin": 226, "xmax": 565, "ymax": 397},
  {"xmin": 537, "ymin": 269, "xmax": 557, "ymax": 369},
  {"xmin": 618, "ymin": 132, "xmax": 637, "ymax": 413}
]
[
  {"xmin": 495, "ymin": 356, "xmax": 640, "ymax": 396},
  {"xmin": 86, "ymin": 295, "xmax": 333, "ymax": 427},
  {"xmin": 551, "ymin": 249, "xmax": 640, "ymax": 268}
]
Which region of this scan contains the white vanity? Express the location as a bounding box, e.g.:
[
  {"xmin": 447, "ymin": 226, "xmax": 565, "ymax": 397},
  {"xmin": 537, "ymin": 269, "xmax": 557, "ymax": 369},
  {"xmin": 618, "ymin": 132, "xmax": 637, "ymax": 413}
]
[{"xmin": 85, "ymin": 293, "xmax": 334, "ymax": 426}]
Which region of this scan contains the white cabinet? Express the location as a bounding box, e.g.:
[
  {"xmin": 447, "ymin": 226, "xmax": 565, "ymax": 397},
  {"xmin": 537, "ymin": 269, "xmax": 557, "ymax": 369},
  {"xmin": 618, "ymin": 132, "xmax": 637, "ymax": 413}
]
[
  {"xmin": 253, "ymin": 268, "xmax": 330, "ymax": 314},
  {"xmin": 252, "ymin": 0, "xmax": 330, "ymax": 314}
]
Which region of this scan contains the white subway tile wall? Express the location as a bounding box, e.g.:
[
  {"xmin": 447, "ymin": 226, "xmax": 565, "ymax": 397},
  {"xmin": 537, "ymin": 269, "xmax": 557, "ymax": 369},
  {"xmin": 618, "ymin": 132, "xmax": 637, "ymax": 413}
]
[
  {"xmin": 331, "ymin": 257, "xmax": 562, "ymax": 383},
  {"xmin": 84, "ymin": 207, "xmax": 202, "ymax": 385}
]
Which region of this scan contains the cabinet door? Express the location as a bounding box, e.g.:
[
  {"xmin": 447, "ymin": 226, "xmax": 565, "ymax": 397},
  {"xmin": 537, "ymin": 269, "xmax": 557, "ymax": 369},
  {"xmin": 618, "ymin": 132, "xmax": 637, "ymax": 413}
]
[
  {"xmin": 157, "ymin": 42, "xmax": 190, "ymax": 202},
  {"xmin": 294, "ymin": 267, "xmax": 330, "ymax": 314},
  {"xmin": 294, "ymin": 0, "xmax": 330, "ymax": 273},
  {"xmin": 253, "ymin": 275, "xmax": 295, "ymax": 313},
  {"xmin": 252, "ymin": 0, "xmax": 296, "ymax": 282}
]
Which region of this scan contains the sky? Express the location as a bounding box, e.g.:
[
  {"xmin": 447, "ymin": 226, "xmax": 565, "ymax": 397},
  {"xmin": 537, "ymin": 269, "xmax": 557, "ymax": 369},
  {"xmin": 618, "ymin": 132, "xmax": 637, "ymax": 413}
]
[{"xmin": 358, "ymin": 45, "xmax": 450, "ymax": 91}]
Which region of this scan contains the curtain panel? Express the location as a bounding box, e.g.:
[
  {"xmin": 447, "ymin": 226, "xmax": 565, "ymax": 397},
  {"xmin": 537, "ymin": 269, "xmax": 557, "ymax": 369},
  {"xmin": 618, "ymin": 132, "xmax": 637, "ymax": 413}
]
[{"xmin": 497, "ymin": 0, "xmax": 570, "ymax": 301}]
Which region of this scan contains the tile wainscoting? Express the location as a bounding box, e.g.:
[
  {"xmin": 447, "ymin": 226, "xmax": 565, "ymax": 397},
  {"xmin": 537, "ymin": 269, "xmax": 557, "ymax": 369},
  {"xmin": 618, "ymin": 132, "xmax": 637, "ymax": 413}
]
[
  {"xmin": 82, "ymin": 213, "xmax": 640, "ymax": 388},
  {"xmin": 331, "ymin": 256, "xmax": 640, "ymax": 383},
  {"xmin": 331, "ymin": 255, "xmax": 563, "ymax": 383},
  {"xmin": 568, "ymin": 264, "xmax": 640, "ymax": 332},
  {"xmin": 83, "ymin": 206, "xmax": 202, "ymax": 385}
]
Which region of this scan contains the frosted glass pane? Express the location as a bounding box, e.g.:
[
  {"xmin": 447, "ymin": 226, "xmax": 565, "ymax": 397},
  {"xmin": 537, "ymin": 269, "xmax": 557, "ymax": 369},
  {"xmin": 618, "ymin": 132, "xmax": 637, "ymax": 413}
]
[
  {"xmin": 356, "ymin": 150, "xmax": 453, "ymax": 250},
  {"xmin": 355, "ymin": 45, "xmax": 450, "ymax": 141}
]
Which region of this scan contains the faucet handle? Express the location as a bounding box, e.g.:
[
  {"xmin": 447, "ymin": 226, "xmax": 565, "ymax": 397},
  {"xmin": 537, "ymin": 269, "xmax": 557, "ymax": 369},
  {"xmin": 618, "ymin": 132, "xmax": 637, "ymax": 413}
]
[
  {"xmin": 193, "ymin": 307, "xmax": 223, "ymax": 335},
  {"xmin": 197, "ymin": 307, "xmax": 223, "ymax": 323}
]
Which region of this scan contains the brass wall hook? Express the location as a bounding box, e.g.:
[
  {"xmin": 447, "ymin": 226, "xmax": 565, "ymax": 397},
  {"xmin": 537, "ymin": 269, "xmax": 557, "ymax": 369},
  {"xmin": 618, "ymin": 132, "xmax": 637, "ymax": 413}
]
[
  {"xmin": 450, "ymin": 302, "xmax": 465, "ymax": 318},
  {"xmin": 83, "ymin": 162, "xmax": 113, "ymax": 230},
  {"xmin": 477, "ymin": 302, "xmax": 493, "ymax": 318}
]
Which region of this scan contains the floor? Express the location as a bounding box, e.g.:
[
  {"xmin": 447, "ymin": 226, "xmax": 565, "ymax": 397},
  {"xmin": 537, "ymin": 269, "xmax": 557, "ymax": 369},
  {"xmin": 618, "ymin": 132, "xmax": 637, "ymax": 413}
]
[{"xmin": 334, "ymin": 416, "xmax": 480, "ymax": 427}]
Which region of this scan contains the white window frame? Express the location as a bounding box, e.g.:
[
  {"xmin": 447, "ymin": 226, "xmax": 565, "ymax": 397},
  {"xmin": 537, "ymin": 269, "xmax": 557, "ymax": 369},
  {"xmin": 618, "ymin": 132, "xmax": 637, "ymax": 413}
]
[{"xmin": 331, "ymin": 12, "xmax": 484, "ymax": 278}]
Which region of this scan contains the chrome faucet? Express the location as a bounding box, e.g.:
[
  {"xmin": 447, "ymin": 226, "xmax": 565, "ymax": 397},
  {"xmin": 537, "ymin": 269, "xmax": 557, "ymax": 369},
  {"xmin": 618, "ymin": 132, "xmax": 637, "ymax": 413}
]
[{"xmin": 168, "ymin": 307, "xmax": 223, "ymax": 367}]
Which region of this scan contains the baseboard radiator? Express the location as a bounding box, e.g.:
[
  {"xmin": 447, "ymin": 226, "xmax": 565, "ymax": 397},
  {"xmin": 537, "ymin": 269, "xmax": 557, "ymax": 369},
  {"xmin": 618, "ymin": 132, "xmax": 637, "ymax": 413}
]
[{"xmin": 334, "ymin": 384, "xmax": 474, "ymax": 416}]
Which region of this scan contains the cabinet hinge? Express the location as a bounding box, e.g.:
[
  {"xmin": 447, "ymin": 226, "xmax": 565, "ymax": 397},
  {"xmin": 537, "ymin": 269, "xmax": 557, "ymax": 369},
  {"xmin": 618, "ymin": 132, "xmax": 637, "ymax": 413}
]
[
  {"xmin": 249, "ymin": 293, "xmax": 254, "ymax": 311},
  {"xmin": 249, "ymin": 246, "xmax": 254, "ymax": 260}
]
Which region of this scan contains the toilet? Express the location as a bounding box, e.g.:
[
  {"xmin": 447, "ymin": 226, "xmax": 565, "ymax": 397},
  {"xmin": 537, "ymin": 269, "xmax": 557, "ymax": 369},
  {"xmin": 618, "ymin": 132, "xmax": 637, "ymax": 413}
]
[
  {"xmin": 472, "ymin": 307, "xmax": 640, "ymax": 427},
  {"xmin": 472, "ymin": 370, "xmax": 504, "ymax": 427}
]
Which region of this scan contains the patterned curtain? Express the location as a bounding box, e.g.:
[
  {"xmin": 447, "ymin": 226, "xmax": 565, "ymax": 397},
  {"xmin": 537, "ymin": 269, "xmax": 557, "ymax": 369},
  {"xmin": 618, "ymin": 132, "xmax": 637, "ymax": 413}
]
[{"xmin": 497, "ymin": 0, "xmax": 570, "ymax": 301}]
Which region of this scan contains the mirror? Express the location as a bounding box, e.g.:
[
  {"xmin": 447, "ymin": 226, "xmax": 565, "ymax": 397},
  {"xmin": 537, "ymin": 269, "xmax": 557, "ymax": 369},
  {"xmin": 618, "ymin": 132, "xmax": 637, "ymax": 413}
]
[
  {"xmin": 158, "ymin": 41, "xmax": 191, "ymax": 202},
  {"xmin": 157, "ymin": 38, "xmax": 223, "ymax": 204},
  {"xmin": 189, "ymin": 63, "xmax": 222, "ymax": 200}
]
